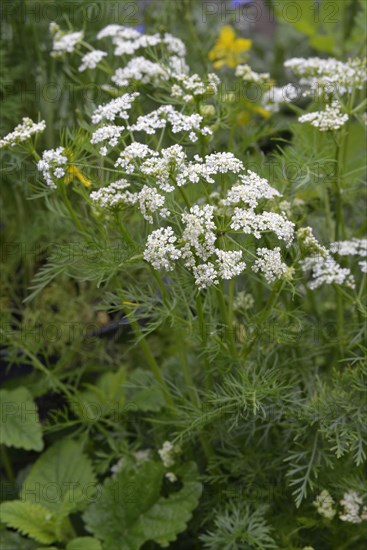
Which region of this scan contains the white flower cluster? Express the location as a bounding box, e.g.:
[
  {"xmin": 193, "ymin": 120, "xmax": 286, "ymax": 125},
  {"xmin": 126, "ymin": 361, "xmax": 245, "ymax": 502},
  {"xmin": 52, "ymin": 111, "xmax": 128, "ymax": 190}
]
[
  {"xmin": 313, "ymin": 489, "xmax": 336, "ymax": 520},
  {"xmin": 133, "ymin": 185, "xmax": 169, "ymax": 223},
  {"xmin": 90, "ymin": 125, "xmax": 124, "ymax": 155},
  {"xmin": 284, "ymin": 57, "xmax": 367, "ymax": 96},
  {"xmin": 90, "ymin": 179, "xmax": 131, "ymax": 208},
  {"xmin": 299, "ymin": 101, "xmax": 348, "ymax": 131},
  {"xmin": 252, "ymin": 247, "xmax": 289, "ymax": 283},
  {"xmin": 216, "ymin": 249, "xmax": 246, "ymax": 280},
  {"xmin": 230, "ymin": 210, "xmax": 295, "ymax": 246},
  {"xmin": 330, "ymin": 238, "xmax": 367, "ymax": 257},
  {"xmin": 0, "ymin": 118, "xmax": 46, "ymax": 149},
  {"xmin": 339, "ymin": 491, "xmax": 367, "ymax": 524},
  {"xmin": 143, "ymin": 228, "xmax": 182, "ymax": 270},
  {"xmin": 139, "ymin": 144, "xmax": 184, "ymax": 192},
  {"xmin": 97, "ymin": 25, "xmax": 142, "ymax": 41},
  {"xmin": 115, "ymin": 142, "xmax": 158, "ymax": 174},
  {"xmin": 37, "ymin": 147, "xmax": 68, "ymax": 189},
  {"xmin": 91, "ymin": 92, "xmax": 139, "ymax": 124},
  {"xmin": 235, "ymin": 64, "xmax": 270, "ymax": 84},
  {"xmin": 330, "ymin": 238, "xmax": 367, "ymax": 274},
  {"xmin": 171, "ymin": 73, "xmax": 220, "ymax": 103},
  {"xmin": 49, "ymin": 22, "xmax": 83, "ymax": 57},
  {"xmin": 128, "ymin": 105, "xmax": 212, "ymax": 142},
  {"xmin": 181, "ymin": 205, "xmax": 217, "ymax": 267},
  {"xmin": 97, "ymin": 24, "xmax": 186, "ymax": 59},
  {"xmin": 222, "ymin": 171, "xmax": 281, "ymax": 209},
  {"xmin": 158, "ymin": 440, "xmax": 181, "ymax": 468},
  {"xmin": 92, "ymin": 182, "xmax": 169, "ymax": 222},
  {"xmin": 262, "ymin": 84, "xmax": 298, "ymax": 113},
  {"xmin": 79, "ymin": 50, "xmax": 107, "ymax": 72},
  {"xmin": 301, "ymin": 254, "xmax": 355, "ymax": 290},
  {"xmin": 112, "ymin": 57, "xmax": 170, "ymax": 88},
  {"xmin": 297, "ymin": 227, "xmax": 328, "ymax": 257}
]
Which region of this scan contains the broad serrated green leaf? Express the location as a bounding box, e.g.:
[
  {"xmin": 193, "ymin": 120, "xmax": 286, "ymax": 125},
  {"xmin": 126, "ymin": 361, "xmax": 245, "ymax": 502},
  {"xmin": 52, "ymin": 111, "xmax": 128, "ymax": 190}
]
[
  {"xmin": 83, "ymin": 460, "xmax": 202, "ymax": 549},
  {"xmin": 20, "ymin": 440, "xmax": 96, "ymax": 517},
  {"xmin": 66, "ymin": 537, "xmax": 102, "ymax": 550},
  {"xmin": 0, "ymin": 529, "xmax": 38, "ymax": 550},
  {"xmin": 0, "ymin": 387, "xmax": 43, "ymax": 451},
  {"xmin": 0, "ymin": 501, "xmax": 58, "ymax": 544}
]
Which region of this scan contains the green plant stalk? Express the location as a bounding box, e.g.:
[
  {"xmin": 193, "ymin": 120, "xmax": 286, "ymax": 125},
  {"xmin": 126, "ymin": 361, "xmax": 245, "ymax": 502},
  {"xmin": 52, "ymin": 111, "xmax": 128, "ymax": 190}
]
[
  {"xmin": 0, "ymin": 445, "xmax": 15, "ymax": 482},
  {"xmin": 217, "ymin": 284, "xmax": 238, "ymax": 360},
  {"xmin": 196, "ymin": 292, "xmax": 212, "ymax": 390},
  {"xmin": 59, "ymin": 183, "xmax": 85, "ymax": 233}
]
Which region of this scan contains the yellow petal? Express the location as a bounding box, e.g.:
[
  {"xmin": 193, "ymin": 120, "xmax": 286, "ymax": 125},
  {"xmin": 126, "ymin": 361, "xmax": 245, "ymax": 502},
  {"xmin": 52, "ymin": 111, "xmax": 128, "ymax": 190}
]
[
  {"xmin": 233, "ymin": 38, "xmax": 252, "ymax": 53},
  {"xmin": 253, "ymin": 106, "xmax": 272, "ymax": 119},
  {"xmin": 218, "ymin": 26, "xmax": 236, "ymax": 47},
  {"xmin": 74, "ymin": 166, "xmax": 92, "ymax": 187}
]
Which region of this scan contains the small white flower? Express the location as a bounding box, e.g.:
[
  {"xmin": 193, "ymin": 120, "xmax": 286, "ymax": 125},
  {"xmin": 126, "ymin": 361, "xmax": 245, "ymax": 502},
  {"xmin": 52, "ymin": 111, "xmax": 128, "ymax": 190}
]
[
  {"xmin": 252, "ymin": 247, "xmax": 289, "ymax": 283},
  {"xmin": 339, "ymin": 491, "xmax": 366, "ymax": 524},
  {"xmin": 91, "ymin": 92, "xmax": 139, "ymax": 124},
  {"xmin": 144, "ymin": 227, "xmax": 182, "ymax": 271},
  {"xmin": 301, "ymin": 254, "xmax": 355, "ymax": 289},
  {"xmin": 313, "ymin": 489, "xmax": 336, "ymax": 520},
  {"xmin": 299, "ymin": 101, "xmax": 348, "ymax": 131},
  {"xmin": 79, "ymin": 50, "xmax": 107, "ymax": 72},
  {"xmin": 0, "ymin": 118, "xmax": 46, "ymax": 149},
  {"xmin": 37, "ymin": 146, "xmax": 68, "ymax": 189},
  {"xmin": 158, "ymin": 440, "xmax": 181, "ymax": 467}
]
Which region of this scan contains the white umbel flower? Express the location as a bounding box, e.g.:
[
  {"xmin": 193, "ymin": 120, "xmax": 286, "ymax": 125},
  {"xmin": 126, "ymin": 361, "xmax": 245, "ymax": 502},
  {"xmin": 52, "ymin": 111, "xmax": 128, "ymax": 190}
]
[
  {"xmin": 91, "ymin": 92, "xmax": 139, "ymax": 124},
  {"xmin": 222, "ymin": 171, "xmax": 281, "ymax": 209},
  {"xmin": 330, "ymin": 238, "xmax": 367, "ymax": 257},
  {"xmin": 37, "ymin": 147, "xmax": 68, "ymax": 189},
  {"xmin": 215, "ymin": 249, "xmax": 246, "ymax": 280},
  {"xmin": 192, "ymin": 263, "xmax": 218, "ymax": 289},
  {"xmin": 284, "ymin": 57, "xmax": 367, "ymax": 96},
  {"xmin": 339, "ymin": 491, "xmax": 366, "ymax": 524},
  {"xmin": 181, "ymin": 205, "xmax": 216, "ymax": 266},
  {"xmin": 112, "ymin": 57, "xmax": 170, "ymax": 87},
  {"xmin": 262, "ymin": 84, "xmax": 298, "ymax": 112},
  {"xmin": 50, "ymin": 23, "xmax": 83, "ymax": 57},
  {"xmin": 230, "ymin": 209, "xmax": 295, "ymax": 246},
  {"xmin": 158, "ymin": 440, "xmax": 181, "ymax": 468},
  {"xmin": 252, "ymin": 247, "xmax": 289, "ymax": 283},
  {"xmin": 313, "ymin": 489, "xmax": 336, "ymax": 520},
  {"xmin": 79, "ymin": 50, "xmax": 107, "ymax": 72},
  {"xmin": 171, "ymin": 73, "xmax": 220, "ymax": 102},
  {"xmin": 115, "ymin": 142, "xmax": 158, "ymax": 174},
  {"xmin": 301, "ymin": 254, "xmax": 355, "ymax": 289},
  {"xmin": 235, "ymin": 64, "xmax": 270, "ymax": 84},
  {"xmin": 0, "ymin": 118, "xmax": 46, "ymax": 149},
  {"xmin": 144, "ymin": 227, "xmax": 182, "ymax": 271},
  {"xmin": 90, "ymin": 179, "xmax": 132, "ymax": 208},
  {"xmin": 129, "ymin": 105, "xmax": 211, "ymax": 141},
  {"xmin": 299, "ymin": 101, "xmax": 348, "ymax": 131},
  {"xmin": 90, "ymin": 125, "xmax": 124, "ymax": 154}
]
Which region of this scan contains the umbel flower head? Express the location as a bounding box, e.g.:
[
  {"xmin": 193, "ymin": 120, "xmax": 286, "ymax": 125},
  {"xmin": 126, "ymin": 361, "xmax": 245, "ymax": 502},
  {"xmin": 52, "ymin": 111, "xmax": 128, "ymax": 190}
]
[{"xmin": 0, "ymin": 118, "xmax": 46, "ymax": 149}]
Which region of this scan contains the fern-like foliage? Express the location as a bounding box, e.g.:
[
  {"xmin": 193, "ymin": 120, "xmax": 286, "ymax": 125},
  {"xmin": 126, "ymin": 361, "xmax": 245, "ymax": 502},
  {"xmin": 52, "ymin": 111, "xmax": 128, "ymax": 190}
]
[{"xmin": 200, "ymin": 502, "xmax": 277, "ymax": 550}]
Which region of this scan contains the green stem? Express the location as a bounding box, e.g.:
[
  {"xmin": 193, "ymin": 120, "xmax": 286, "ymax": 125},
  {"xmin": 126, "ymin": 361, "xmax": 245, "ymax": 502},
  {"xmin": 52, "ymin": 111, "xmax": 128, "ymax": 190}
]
[
  {"xmin": 217, "ymin": 284, "xmax": 238, "ymax": 360},
  {"xmin": 59, "ymin": 184, "xmax": 84, "ymax": 232},
  {"xmin": 119, "ymin": 288, "xmax": 176, "ymax": 413},
  {"xmin": 196, "ymin": 292, "xmax": 212, "ymax": 389},
  {"xmin": 1, "ymin": 445, "xmax": 14, "ymax": 482}
]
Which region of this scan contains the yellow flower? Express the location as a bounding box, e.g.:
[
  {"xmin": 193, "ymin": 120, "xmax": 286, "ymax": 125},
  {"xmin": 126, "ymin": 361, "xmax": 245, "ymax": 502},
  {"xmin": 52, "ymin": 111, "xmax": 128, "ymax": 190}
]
[
  {"xmin": 63, "ymin": 149, "xmax": 92, "ymax": 187},
  {"xmin": 209, "ymin": 26, "xmax": 252, "ymax": 69},
  {"xmin": 65, "ymin": 164, "xmax": 92, "ymax": 187}
]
